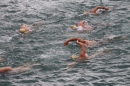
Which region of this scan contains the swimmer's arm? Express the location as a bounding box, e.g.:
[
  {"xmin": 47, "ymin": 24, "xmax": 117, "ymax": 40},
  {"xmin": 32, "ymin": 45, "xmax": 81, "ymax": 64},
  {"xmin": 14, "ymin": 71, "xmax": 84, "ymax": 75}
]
[
  {"xmin": 96, "ymin": 6, "xmax": 105, "ymax": 9},
  {"xmin": 76, "ymin": 40, "xmax": 88, "ymax": 59},
  {"xmin": 89, "ymin": 6, "xmax": 106, "ymax": 15},
  {"xmin": 21, "ymin": 24, "xmax": 26, "ymax": 28},
  {"xmin": 77, "ymin": 20, "xmax": 86, "ymax": 26},
  {"xmin": 0, "ymin": 67, "xmax": 12, "ymax": 73},
  {"xmin": 89, "ymin": 6, "xmax": 103, "ymax": 13},
  {"xmin": 63, "ymin": 38, "xmax": 86, "ymax": 46},
  {"xmin": 89, "ymin": 10, "xmax": 101, "ymax": 15},
  {"xmin": 79, "ymin": 20, "xmax": 85, "ymax": 24},
  {"xmin": 89, "ymin": 12, "xmax": 101, "ymax": 15},
  {"xmin": 89, "ymin": 8, "xmax": 97, "ymax": 13}
]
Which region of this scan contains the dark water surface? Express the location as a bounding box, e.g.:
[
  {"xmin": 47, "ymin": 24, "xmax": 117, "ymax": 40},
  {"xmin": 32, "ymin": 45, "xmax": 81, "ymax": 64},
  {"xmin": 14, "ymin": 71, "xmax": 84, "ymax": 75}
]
[{"xmin": 0, "ymin": 0, "xmax": 130, "ymax": 86}]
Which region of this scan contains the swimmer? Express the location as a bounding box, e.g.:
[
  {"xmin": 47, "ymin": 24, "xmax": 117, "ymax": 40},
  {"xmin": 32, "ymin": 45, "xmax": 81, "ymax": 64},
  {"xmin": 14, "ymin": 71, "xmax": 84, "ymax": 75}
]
[
  {"xmin": 19, "ymin": 24, "xmax": 32, "ymax": 40},
  {"xmin": 64, "ymin": 40, "xmax": 88, "ymax": 70},
  {"xmin": 0, "ymin": 66, "xmax": 31, "ymax": 74},
  {"xmin": 63, "ymin": 35, "xmax": 127, "ymax": 48},
  {"xmin": 63, "ymin": 39, "xmax": 114, "ymax": 70},
  {"xmin": 19, "ymin": 20, "xmax": 44, "ymax": 40},
  {"xmin": 70, "ymin": 20, "xmax": 112, "ymax": 32},
  {"xmin": 19, "ymin": 24, "xmax": 31, "ymax": 34},
  {"xmin": 82, "ymin": 6, "xmax": 109, "ymax": 15},
  {"xmin": 64, "ymin": 39, "xmax": 89, "ymax": 62},
  {"xmin": 70, "ymin": 20, "xmax": 93, "ymax": 32},
  {"xmin": 63, "ymin": 38, "xmax": 96, "ymax": 69},
  {"xmin": 75, "ymin": 40, "xmax": 89, "ymax": 61},
  {"xmin": 89, "ymin": 6, "xmax": 109, "ymax": 14},
  {"xmin": 0, "ymin": 63, "xmax": 36, "ymax": 74}
]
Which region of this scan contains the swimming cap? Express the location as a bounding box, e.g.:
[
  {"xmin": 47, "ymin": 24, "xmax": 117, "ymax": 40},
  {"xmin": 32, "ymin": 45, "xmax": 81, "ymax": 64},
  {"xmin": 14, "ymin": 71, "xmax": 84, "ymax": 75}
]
[
  {"xmin": 71, "ymin": 55, "xmax": 78, "ymax": 60},
  {"xmin": 70, "ymin": 25, "xmax": 77, "ymax": 29},
  {"xmin": 83, "ymin": 11, "xmax": 88, "ymax": 15},
  {"xmin": 19, "ymin": 28, "xmax": 26, "ymax": 33}
]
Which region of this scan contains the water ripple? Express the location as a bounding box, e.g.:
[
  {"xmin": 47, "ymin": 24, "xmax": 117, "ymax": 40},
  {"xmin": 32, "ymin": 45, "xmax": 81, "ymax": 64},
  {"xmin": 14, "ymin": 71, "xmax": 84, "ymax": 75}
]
[{"xmin": 0, "ymin": 0, "xmax": 130, "ymax": 86}]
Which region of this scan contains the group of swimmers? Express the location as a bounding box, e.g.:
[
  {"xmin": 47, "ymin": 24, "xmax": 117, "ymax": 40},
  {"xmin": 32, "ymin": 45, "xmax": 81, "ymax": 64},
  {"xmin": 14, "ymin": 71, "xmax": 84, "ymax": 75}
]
[
  {"xmin": 64, "ymin": 6, "xmax": 110, "ymax": 61},
  {"xmin": 0, "ymin": 5, "xmax": 126, "ymax": 74}
]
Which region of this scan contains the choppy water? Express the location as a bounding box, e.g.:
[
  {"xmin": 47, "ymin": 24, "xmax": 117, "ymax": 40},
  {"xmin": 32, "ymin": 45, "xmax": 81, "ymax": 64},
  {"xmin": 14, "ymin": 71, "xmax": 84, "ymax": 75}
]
[{"xmin": 0, "ymin": 0, "xmax": 130, "ymax": 86}]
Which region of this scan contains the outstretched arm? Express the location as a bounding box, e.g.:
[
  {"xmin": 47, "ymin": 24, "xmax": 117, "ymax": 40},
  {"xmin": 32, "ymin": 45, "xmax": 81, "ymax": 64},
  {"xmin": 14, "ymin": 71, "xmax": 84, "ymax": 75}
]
[
  {"xmin": 63, "ymin": 37, "xmax": 86, "ymax": 46},
  {"xmin": 89, "ymin": 6, "xmax": 109, "ymax": 14},
  {"xmin": 89, "ymin": 6, "xmax": 100, "ymax": 13},
  {"xmin": 76, "ymin": 40, "xmax": 88, "ymax": 59}
]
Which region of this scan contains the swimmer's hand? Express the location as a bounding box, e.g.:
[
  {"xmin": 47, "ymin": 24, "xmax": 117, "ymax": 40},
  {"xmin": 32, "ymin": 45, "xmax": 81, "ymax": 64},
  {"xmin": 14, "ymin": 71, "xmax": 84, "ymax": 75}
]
[
  {"xmin": 76, "ymin": 40, "xmax": 79, "ymax": 44},
  {"xmin": 63, "ymin": 41, "xmax": 69, "ymax": 46},
  {"xmin": 0, "ymin": 67, "xmax": 12, "ymax": 73}
]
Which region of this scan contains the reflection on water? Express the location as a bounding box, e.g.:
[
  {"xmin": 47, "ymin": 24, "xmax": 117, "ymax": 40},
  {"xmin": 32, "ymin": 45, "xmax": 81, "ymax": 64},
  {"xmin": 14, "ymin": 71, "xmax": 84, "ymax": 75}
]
[{"xmin": 0, "ymin": 0, "xmax": 130, "ymax": 86}]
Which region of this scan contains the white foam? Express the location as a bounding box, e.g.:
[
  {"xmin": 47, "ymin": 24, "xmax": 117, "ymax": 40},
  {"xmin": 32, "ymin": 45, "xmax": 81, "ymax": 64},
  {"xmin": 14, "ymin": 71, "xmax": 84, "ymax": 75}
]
[{"xmin": 0, "ymin": 35, "xmax": 12, "ymax": 42}]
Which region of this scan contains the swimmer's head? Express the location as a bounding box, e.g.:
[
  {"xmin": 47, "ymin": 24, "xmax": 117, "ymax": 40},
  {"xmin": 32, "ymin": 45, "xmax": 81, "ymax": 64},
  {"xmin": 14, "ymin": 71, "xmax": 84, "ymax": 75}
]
[
  {"xmin": 71, "ymin": 54, "xmax": 78, "ymax": 60},
  {"xmin": 83, "ymin": 11, "xmax": 88, "ymax": 15},
  {"xmin": 19, "ymin": 28, "xmax": 26, "ymax": 33},
  {"xmin": 70, "ymin": 25, "xmax": 77, "ymax": 29}
]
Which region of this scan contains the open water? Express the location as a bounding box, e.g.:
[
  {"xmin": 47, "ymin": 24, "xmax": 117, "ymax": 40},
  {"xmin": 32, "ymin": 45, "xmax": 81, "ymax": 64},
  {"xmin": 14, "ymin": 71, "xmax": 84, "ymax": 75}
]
[{"xmin": 0, "ymin": 0, "xmax": 130, "ymax": 86}]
